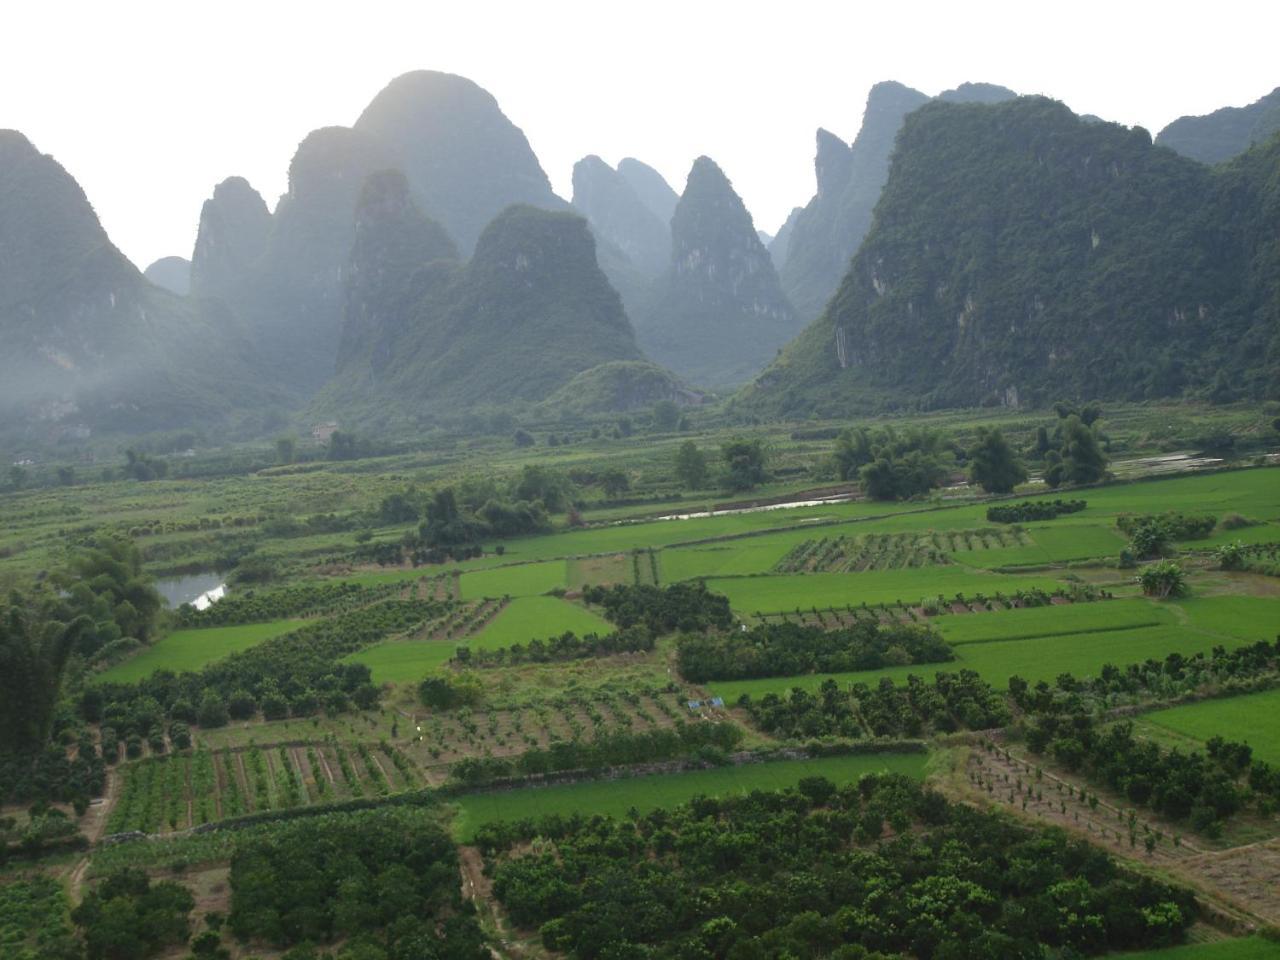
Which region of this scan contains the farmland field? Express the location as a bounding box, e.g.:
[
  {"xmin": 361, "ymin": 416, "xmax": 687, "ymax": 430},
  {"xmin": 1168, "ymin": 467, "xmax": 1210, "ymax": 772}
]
[
  {"xmin": 94, "ymin": 619, "xmax": 300, "ymax": 683},
  {"xmin": 466, "ymin": 595, "xmax": 613, "ymax": 645},
  {"xmin": 1140, "ymin": 687, "xmax": 1280, "ymax": 766},
  {"xmin": 710, "ymin": 622, "xmax": 1251, "ymax": 701},
  {"xmin": 450, "ymin": 750, "xmax": 930, "ymax": 840},
  {"xmin": 1172, "ymin": 596, "xmax": 1280, "ymax": 642},
  {"xmin": 4, "ymin": 405, "xmax": 1278, "ymax": 958},
  {"xmin": 1120, "ymin": 938, "xmax": 1280, "ymax": 959},
  {"xmin": 705, "ymin": 568, "xmax": 1063, "ymax": 614},
  {"xmin": 459, "ymin": 559, "xmax": 566, "ymax": 599},
  {"xmin": 935, "ymin": 598, "xmax": 1174, "ymax": 644}
]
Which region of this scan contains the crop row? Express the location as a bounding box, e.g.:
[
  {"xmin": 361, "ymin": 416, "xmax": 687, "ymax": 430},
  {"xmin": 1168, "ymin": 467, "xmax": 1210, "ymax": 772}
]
[
  {"xmin": 774, "ymin": 528, "xmax": 1031, "ymax": 574},
  {"xmin": 104, "ymin": 739, "xmax": 427, "ymax": 834},
  {"xmin": 752, "ymin": 585, "xmax": 1107, "ymax": 626}
]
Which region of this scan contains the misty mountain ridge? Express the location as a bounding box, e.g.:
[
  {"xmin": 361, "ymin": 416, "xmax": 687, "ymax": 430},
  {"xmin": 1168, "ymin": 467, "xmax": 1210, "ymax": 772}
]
[
  {"xmin": 738, "ymin": 96, "xmax": 1280, "ymax": 416},
  {"xmin": 0, "ymin": 130, "xmax": 280, "ymax": 439},
  {"xmin": 778, "ymin": 80, "xmax": 1017, "ymax": 325}
]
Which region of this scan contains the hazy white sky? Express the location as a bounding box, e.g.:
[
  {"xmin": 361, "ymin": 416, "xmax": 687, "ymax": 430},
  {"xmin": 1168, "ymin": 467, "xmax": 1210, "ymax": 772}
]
[{"xmin": 4, "ymin": 0, "xmax": 1278, "ymax": 269}]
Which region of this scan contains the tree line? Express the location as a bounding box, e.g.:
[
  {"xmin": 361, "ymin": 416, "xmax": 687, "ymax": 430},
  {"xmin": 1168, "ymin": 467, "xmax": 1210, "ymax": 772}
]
[
  {"xmin": 676, "ymin": 620, "xmax": 954, "ymax": 683},
  {"xmin": 480, "ymin": 773, "xmax": 1195, "ymax": 959}
]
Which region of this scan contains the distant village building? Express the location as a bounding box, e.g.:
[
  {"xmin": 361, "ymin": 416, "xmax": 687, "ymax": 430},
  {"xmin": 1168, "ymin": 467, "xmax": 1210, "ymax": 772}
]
[{"xmin": 312, "ymin": 422, "xmax": 339, "ymax": 442}]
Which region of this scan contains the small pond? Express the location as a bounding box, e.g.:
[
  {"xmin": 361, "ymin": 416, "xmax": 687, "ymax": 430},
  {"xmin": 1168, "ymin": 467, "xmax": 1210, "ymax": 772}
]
[{"xmin": 155, "ymin": 572, "xmax": 227, "ymax": 610}]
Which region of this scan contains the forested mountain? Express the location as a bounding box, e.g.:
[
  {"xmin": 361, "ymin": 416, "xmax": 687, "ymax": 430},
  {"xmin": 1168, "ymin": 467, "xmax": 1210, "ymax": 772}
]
[
  {"xmin": 738, "ymin": 96, "xmax": 1280, "ymax": 417},
  {"xmin": 768, "ymin": 207, "xmax": 801, "ymax": 269},
  {"xmin": 636, "ymin": 157, "xmax": 799, "ymax": 387},
  {"xmin": 779, "ymin": 81, "xmax": 1016, "ymax": 324},
  {"xmin": 142, "ymin": 256, "xmax": 190, "ymax": 295},
  {"xmin": 353, "ymin": 70, "xmax": 563, "ymax": 254},
  {"xmin": 572, "ymin": 155, "xmax": 670, "ymax": 276},
  {"xmin": 183, "ymin": 71, "xmax": 567, "ymax": 400},
  {"xmin": 189, "ymin": 176, "xmax": 272, "ymax": 299},
  {"xmin": 0, "ymin": 131, "xmax": 277, "ymax": 438},
  {"xmin": 316, "ymin": 192, "xmax": 645, "ymax": 425},
  {"xmin": 616, "ymin": 157, "xmax": 679, "ymax": 225},
  {"xmin": 191, "ymin": 128, "xmax": 395, "ymax": 393},
  {"xmin": 1157, "ymin": 86, "xmax": 1280, "ymax": 164}
]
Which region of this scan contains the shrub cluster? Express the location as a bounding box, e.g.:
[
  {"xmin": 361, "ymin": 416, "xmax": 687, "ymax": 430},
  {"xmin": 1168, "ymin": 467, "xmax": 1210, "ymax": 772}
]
[
  {"xmin": 480, "ymin": 774, "xmax": 1195, "ymax": 958},
  {"xmin": 88, "ymin": 600, "xmax": 445, "ymax": 734},
  {"xmin": 1025, "ymin": 714, "xmax": 1246, "ymax": 835},
  {"xmin": 583, "ymin": 581, "xmax": 733, "ymax": 634},
  {"xmin": 676, "ymin": 620, "xmax": 953, "ymax": 682},
  {"xmin": 986, "ymin": 499, "xmax": 1086, "ymax": 523},
  {"xmin": 743, "ymin": 671, "xmax": 1009, "ymax": 739},
  {"xmin": 227, "ymin": 811, "xmax": 488, "ymax": 957},
  {"xmin": 457, "ymin": 625, "xmax": 655, "ymax": 668},
  {"xmin": 449, "ymin": 722, "xmax": 743, "ymax": 786},
  {"xmin": 1118, "ymin": 512, "xmax": 1217, "ymax": 558}
]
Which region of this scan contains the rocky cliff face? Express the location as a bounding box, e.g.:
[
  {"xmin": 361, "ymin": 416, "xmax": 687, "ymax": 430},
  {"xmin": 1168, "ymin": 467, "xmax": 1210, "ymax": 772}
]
[
  {"xmin": 315, "ymin": 204, "xmax": 644, "ymax": 423},
  {"xmin": 143, "ymin": 256, "xmax": 190, "ymax": 295},
  {"xmin": 189, "ymin": 176, "xmax": 271, "ymax": 299},
  {"xmin": 779, "ymin": 81, "xmax": 1016, "ymax": 324},
  {"xmin": 616, "ymin": 157, "xmax": 679, "ymax": 225},
  {"xmin": 1156, "ymin": 86, "xmax": 1280, "ymax": 164},
  {"xmin": 637, "ymin": 157, "xmax": 798, "ymax": 387},
  {"xmin": 335, "ymin": 169, "xmax": 458, "ymax": 376},
  {"xmin": 354, "ymin": 70, "xmax": 563, "ymax": 254},
  {"xmin": 0, "ymin": 131, "xmax": 274, "ymax": 435},
  {"xmin": 768, "ymin": 207, "xmax": 802, "ymax": 271},
  {"xmin": 187, "ymin": 71, "xmax": 568, "ymax": 399},
  {"xmin": 572, "ymin": 155, "xmax": 670, "ymax": 277},
  {"xmin": 737, "ymin": 97, "xmax": 1280, "ymax": 417}
]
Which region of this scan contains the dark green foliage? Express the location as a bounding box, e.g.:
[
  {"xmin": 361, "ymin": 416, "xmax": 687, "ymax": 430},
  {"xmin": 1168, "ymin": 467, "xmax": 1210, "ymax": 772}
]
[
  {"xmin": 95, "ymin": 599, "xmax": 443, "ymax": 732},
  {"xmin": 482, "ymin": 774, "xmax": 1194, "ymax": 958},
  {"xmin": 0, "ymin": 874, "xmax": 80, "ymax": 960},
  {"xmin": 0, "ymin": 742, "xmax": 104, "ymax": 807},
  {"xmin": 583, "ymin": 582, "xmax": 733, "ymax": 634},
  {"xmin": 450, "ymin": 721, "xmax": 743, "ymax": 786},
  {"xmin": 721, "ymin": 438, "xmax": 767, "ymax": 491},
  {"xmin": 55, "ymin": 535, "xmax": 163, "ymax": 657},
  {"xmin": 1156, "ymin": 86, "xmax": 1280, "ymax": 164},
  {"xmin": 0, "ymin": 595, "xmax": 89, "ymax": 755},
  {"xmin": 317, "ymin": 204, "xmax": 643, "ymax": 421},
  {"xmin": 1138, "ymin": 560, "xmax": 1188, "ymax": 599},
  {"xmin": 744, "ymin": 671, "xmax": 1010, "ymax": 739},
  {"xmin": 173, "ymin": 580, "xmax": 396, "ymax": 628},
  {"xmin": 417, "ymin": 673, "xmax": 483, "ymax": 710},
  {"xmin": 1024, "ymin": 711, "xmax": 1249, "ymax": 833},
  {"xmin": 834, "ymin": 426, "xmax": 949, "ymax": 499},
  {"xmin": 987, "ymin": 499, "xmax": 1086, "ymax": 523},
  {"xmin": 459, "ymin": 625, "xmax": 654, "ymax": 668},
  {"xmin": 1044, "ymin": 416, "xmax": 1109, "ymax": 488},
  {"xmin": 72, "ymin": 867, "xmax": 194, "ymax": 960},
  {"xmin": 739, "ymin": 98, "xmax": 1280, "ymax": 416},
  {"xmin": 122, "ymin": 450, "xmax": 168, "ymax": 481},
  {"xmin": 1118, "ymin": 512, "xmax": 1217, "ymax": 558},
  {"xmin": 967, "ymin": 427, "xmax": 1028, "ymax": 493},
  {"xmin": 227, "ymin": 811, "xmax": 488, "ymax": 956},
  {"xmin": 673, "ymin": 440, "xmax": 708, "ymax": 489},
  {"xmin": 677, "ymin": 621, "xmax": 953, "ymax": 682}
]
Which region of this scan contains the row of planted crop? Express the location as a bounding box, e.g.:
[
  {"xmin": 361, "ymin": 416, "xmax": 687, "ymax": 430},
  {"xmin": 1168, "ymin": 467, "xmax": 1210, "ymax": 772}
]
[{"xmin": 105, "ymin": 739, "xmax": 425, "ymax": 834}]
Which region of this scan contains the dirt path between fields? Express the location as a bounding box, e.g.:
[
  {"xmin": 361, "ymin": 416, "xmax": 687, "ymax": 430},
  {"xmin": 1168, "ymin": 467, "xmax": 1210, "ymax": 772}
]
[{"xmin": 960, "ymin": 740, "xmax": 1280, "ymax": 930}]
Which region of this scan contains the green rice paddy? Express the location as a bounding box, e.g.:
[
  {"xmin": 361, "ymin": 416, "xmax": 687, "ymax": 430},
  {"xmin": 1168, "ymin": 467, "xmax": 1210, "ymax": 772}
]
[
  {"xmin": 95, "ymin": 619, "xmax": 300, "ymax": 683},
  {"xmin": 1141, "ymin": 687, "xmax": 1280, "ymax": 766},
  {"xmin": 450, "ymin": 750, "xmax": 929, "ymax": 841}
]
